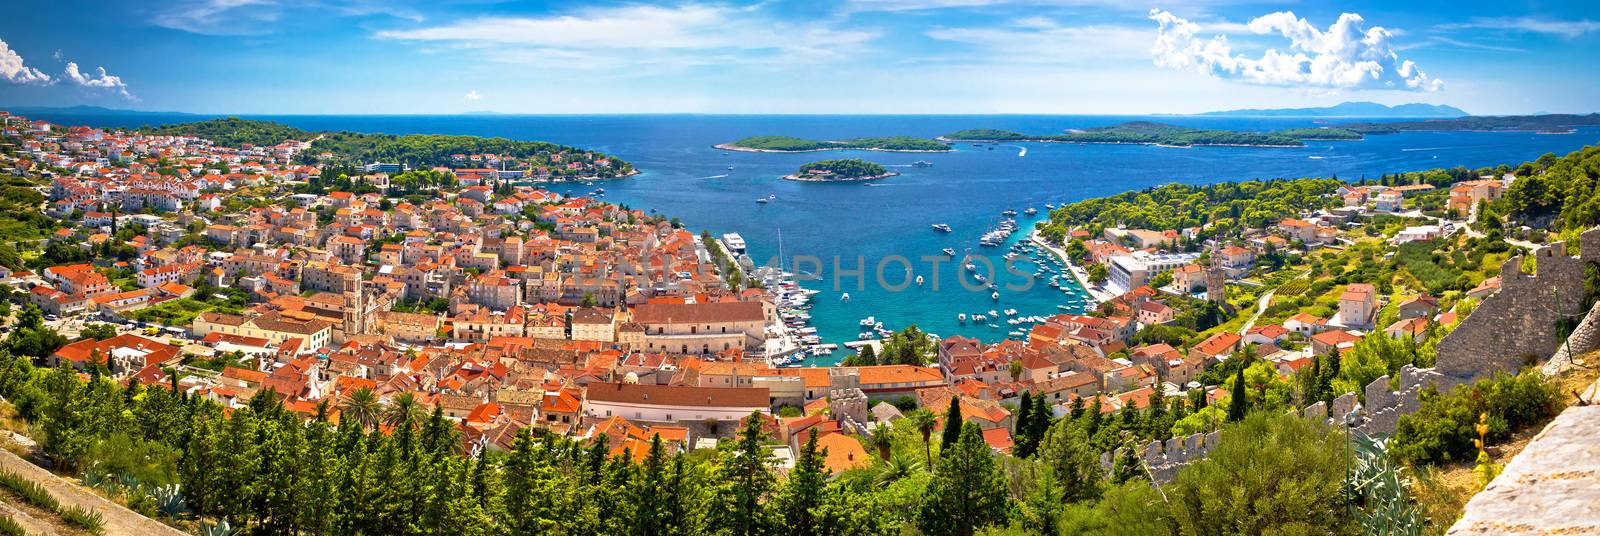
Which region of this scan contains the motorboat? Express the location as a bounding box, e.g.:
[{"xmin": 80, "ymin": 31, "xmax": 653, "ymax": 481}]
[
  {"xmin": 958, "ymin": 313, "xmax": 967, "ymax": 323},
  {"xmin": 991, "ymin": 291, "xmax": 1000, "ymax": 301},
  {"xmin": 912, "ymin": 160, "xmax": 933, "ymax": 167},
  {"xmin": 1001, "ymin": 209, "xmax": 1018, "ymax": 217},
  {"xmin": 931, "ymin": 223, "xmax": 953, "ymax": 232},
  {"xmin": 859, "ymin": 316, "xmax": 876, "ymax": 327},
  {"xmin": 840, "ymin": 293, "xmax": 850, "ymax": 302},
  {"xmin": 916, "ymin": 275, "xmax": 925, "ymax": 286},
  {"xmin": 943, "ymin": 248, "xmax": 957, "ymax": 256},
  {"xmin": 1024, "ymin": 207, "xmax": 1038, "ymax": 215}
]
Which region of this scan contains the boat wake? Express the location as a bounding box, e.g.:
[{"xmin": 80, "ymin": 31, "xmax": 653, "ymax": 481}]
[
  {"xmin": 698, "ymin": 173, "xmax": 731, "ymax": 179},
  {"xmin": 1400, "ymin": 147, "xmax": 1459, "ymax": 152}
]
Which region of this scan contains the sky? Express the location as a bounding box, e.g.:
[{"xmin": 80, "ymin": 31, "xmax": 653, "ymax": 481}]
[{"xmin": 0, "ymin": 0, "xmax": 1596, "ymax": 115}]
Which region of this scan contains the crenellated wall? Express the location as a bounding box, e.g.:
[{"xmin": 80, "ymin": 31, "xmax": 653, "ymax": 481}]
[{"xmin": 1435, "ymin": 227, "xmax": 1600, "ymax": 383}]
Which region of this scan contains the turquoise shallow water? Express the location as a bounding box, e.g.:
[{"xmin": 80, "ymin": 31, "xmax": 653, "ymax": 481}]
[{"xmin": 35, "ymin": 112, "xmax": 1600, "ymax": 364}]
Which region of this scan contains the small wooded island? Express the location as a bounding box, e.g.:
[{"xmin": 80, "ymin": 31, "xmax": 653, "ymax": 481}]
[
  {"xmin": 718, "ymin": 135, "xmax": 951, "ymax": 153},
  {"xmin": 940, "ymin": 121, "xmax": 1363, "ymax": 147},
  {"xmin": 783, "ymin": 158, "xmax": 898, "ymax": 182}
]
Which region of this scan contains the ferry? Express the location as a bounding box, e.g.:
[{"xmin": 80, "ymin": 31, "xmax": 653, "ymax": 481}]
[
  {"xmin": 912, "ymin": 160, "xmax": 933, "ymax": 168},
  {"xmin": 931, "ymin": 223, "xmax": 953, "ymax": 233}
]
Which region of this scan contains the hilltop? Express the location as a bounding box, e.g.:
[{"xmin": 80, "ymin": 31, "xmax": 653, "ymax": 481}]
[{"xmin": 1198, "ymin": 101, "xmax": 1469, "ymax": 118}]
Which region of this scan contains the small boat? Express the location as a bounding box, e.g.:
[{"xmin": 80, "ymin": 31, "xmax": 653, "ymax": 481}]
[
  {"xmin": 991, "ymin": 291, "xmax": 999, "ymax": 301},
  {"xmin": 958, "ymin": 313, "xmax": 967, "ymax": 323},
  {"xmin": 916, "ymin": 275, "xmax": 925, "ymax": 286},
  {"xmin": 1044, "ymin": 203, "xmax": 1055, "ymax": 209},
  {"xmin": 756, "ymin": 197, "xmax": 770, "ymax": 204},
  {"xmin": 840, "ymin": 293, "xmax": 850, "ymax": 302},
  {"xmin": 1002, "ymin": 209, "xmax": 1018, "ymax": 217},
  {"xmin": 912, "ymin": 160, "xmax": 933, "ymax": 168},
  {"xmin": 859, "ymin": 316, "xmax": 876, "ymax": 327},
  {"xmin": 942, "ymin": 248, "xmax": 957, "ymax": 256},
  {"xmin": 973, "ymin": 274, "xmax": 986, "ymax": 283},
  {"xmin": 1024, "ymin": 207, "xmax": 1038, "ymax": 215},
  {"xmin": 727, "ymin": 165, "xmax": 735, "ymax": 170},
  {"xmin": 931, "ymin": 223, "xmax": 952, "ymax": 233}
]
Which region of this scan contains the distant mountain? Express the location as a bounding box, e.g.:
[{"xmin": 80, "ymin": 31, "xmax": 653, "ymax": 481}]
[
  {"xmin": 1198, "ymin": 102, "xmax": 1469, "ymax": 118},
  {"xmin": 1, "ymin": 105, "xmax": 194, "ymax": 116}
]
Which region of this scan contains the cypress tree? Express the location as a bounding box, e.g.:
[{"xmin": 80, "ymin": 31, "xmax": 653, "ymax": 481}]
[
  {"xmin": 917, "ymin": 422, "xmax": 1010, "ymax": 536},
  {"xmin": 1028, "ymin": 394, "xmax": 1050, "ymax": 450},
  {"xmin": 1014, "ymin": 391, "xmax": 1033, "ymax": 457},
  {"xmin": 713, "ymin": 412, "xmax": 776, "ymax": 536},
  {"xmin": 1227, "ymin": 366, "xmax": 1249, "ymax": 422},
  {"xmin": 779, "ymin": 429, "xmax": 827, "ymax": 534},
  {"xmin": 940, "ymin": 396, "xmax": 964, "ymax": 452}
]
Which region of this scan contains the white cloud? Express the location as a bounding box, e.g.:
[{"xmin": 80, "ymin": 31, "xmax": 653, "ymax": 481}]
[
  {"xmin": 153, "ymin": 0, "xmax": 422, "ymax": 35},
  {"xmin": 1150, "ymin": 9, "xmax": 1441, "ymax": 92},
  {"xmin": 1436, "ymin": 16, "xmax": 1600, "ymax": 39},
  {"xmin": 64, "ymin": 62, "xmax": 136, "ymax": 100},
  {"xmin": 926, "ymin": 17, "xmax": 1150, "ymax": 62},
  {"xmin": 374, "ymin": 4, "xmax": 878, "ymax": 68},
  {"xmin": 0, "ymin": 38, "xmax": 51, "ymax": 84},
  {"xmin": 464, "ymin": 90, "xmax": 480, "ymax": 101}
]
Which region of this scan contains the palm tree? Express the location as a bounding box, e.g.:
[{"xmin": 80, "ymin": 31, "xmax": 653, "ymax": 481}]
[
  {"xmin": 869, "ymin": 423, "xmax": 894, "ymax": 461},
  {"xmin": 874, "ymin": 456, "xmax": 921, "ymax": 490},
  {"xmin": 909, "ymin": 409, "xmax": 938, "ymax": 469},
  {"xmin": 383, "ymin": 392, "xmax": 425, "ymax": 429},
  {"xmin": 339, "ymin": 387, "xmax": 381, "ymax": 431}
]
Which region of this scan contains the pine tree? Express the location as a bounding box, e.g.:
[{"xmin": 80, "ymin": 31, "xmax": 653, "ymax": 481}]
[
  {"xmin": 631, "ymin": 435, "xmax": 669, "ymax": 536},
  {"xmin": 917, "ymin": 422, "xmax": 1010, "ymax": 536},
  {"xmin": 779, "ymin": 429, "xmax": 828, "ymax": 534},
  {"xmin": 940, "ymin": 396, "xmax": 963, "ymax": 452}
]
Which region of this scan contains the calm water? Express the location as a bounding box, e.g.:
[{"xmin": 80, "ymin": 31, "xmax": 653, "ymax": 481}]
[{"xmin": 33, "ymin": 112, "xmax": 1600, "ymax": 363}]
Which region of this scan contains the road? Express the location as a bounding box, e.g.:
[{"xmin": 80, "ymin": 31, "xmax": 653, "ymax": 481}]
[{"xmin": 1238, "ymin": 270, "xmax": 1309, "ymax": 336}]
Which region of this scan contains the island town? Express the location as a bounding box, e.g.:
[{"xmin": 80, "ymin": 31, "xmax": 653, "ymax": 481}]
[{"xmin": 0, "ymin": 110, "xmax": 1595, "ymax": 534}]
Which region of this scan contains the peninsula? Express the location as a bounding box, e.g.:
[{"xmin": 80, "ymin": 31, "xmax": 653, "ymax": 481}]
[
  {"xmin": 1338, "ymin": 113, "xmax": 1600, "ymax": 134},
  {"xmin": 717, "ymin": 135, "xmax": 951, "ymax": 153},
  {"xmin": 940, "ymin": 121, "xmax": 1362, "ymax": 148},
  {"xmin": 139, "ymin": 117, "xmax": 638, "ymax": 178},
  {"xmin": 783, "ymin": 158, "xmax": 898, "ymax": 181}
]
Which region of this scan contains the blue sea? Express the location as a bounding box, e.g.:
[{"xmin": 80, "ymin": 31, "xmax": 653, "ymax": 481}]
[{"xmin": 30, "ymin": 111, "xmax": 1600, "ymax": 364}]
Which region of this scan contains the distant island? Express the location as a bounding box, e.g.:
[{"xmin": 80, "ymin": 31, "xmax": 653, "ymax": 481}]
[
  {"xmin": 1338, "ymin": 113, "xmax": 1600, "ymax": 134},
  {"xmin": 783, "ymin": 158, "xmax": 898, "ymax": 182},
  {"xmin": 1197, "ymin": 101, "xmax": 1469, "ymax": 118},
  {"xmin": 138, "ymin": 117, "xmax": 638, "ymax": 178},
  {"xmin": 717, "ymin": 135, "xmax": 951, "ymax": 153},
  {"xmin": 940, "ymin": 122, "xmax": 1362, "ymax": 148}
]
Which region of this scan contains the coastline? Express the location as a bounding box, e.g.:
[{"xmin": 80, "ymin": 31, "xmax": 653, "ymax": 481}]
[
  {"xmin": 1029, "ymin": 229, "xmax": 1115, "ymax": 304},
  {"xmin": 781, "ymin": 171, "xmax": 900, "ymax": 182},
  {"xmin": 713, "ymin": 143, "xmax": 953, "ymax": 154},
  {"xmin": 935, "ymin": 137, "xmax": 1306, "ymax": 149}
]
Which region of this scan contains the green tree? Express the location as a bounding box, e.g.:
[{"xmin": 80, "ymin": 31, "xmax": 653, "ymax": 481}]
[
  {"xmin": 939, "ymin": 396, "xmax": 963, "ymax": 453},
  {"xmin": 778, "ymin": 429, "xmax": 827, "ymax": 534},
  {"xmin": 1226, "ymin": 366, "xmax": 1248, "ymax": 422},
  {"xmin": 909, "ymin": 408, "xmax": 938, "ymax": 468},
  {"xmin": 1014, "ymin": 391, "xmax": 1035, "ymax": 457},
  {"xmin": 917, "ymin": 422, "xmax": 1009, "ymax": 536},
  {"xmin": 339, "ymin": 387, "xmax": 381, "ymax": 431},
  {"xmin": 1036, "ymin": 418, "xmax": 1103, "ymax": 503},
  {"xmin": 714, "ymin": 412, "xmax": 776, "ymax": 536},
  {"xmin": 1167, "ymin": 412, "xmax": 1352, "ymax": 535}
]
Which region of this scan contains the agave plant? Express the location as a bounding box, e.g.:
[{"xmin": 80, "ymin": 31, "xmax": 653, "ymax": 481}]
[
  {"xmin": 117, "ymin": 473, "xmax": 142, "ymax": 493},
  {"xmin": 81, "ymin": 462, "xmax": 108, "ymax": 489},
  {"xmin": 201, "ymin": 519, "xmax": 232, "ymax": 536},
  {"xmin": 151, "ymin": 484, "xmax": 189, "ymax": 519},
  {"xmin": 1345, "ymin": 434, "xmax": 1423, "ymax": 536}
]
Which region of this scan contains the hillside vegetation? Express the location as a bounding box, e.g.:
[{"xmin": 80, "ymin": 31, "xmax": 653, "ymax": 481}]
[
  {"xmin": 137, "ymin": 118, "xmax": 635, "ymax": 176},
  {"xmin": 942, "ymin": 122, "xmax": 1360, "ymax": 147},
  {"xmin": 726, "ymin": 135, "xmax": 950, "ymax": 152}
]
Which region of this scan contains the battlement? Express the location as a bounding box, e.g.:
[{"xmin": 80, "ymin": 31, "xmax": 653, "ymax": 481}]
[{"xmin": 1437, "ymin": 227, "xmax": 1600, "ymax": 383}]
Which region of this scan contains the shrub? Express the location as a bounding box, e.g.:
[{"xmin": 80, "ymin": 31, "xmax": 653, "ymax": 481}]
[
  {"xmin": 1166, "ymin": 412, "xmax": 1352, "ymax": 535},
  {"xmin": 0, "ymin": 469, "xmax": 58, "ymax": 511},
  {"xmin": 60, "ymin": 505, "xmax": 105, "ymax": 534},
  {"xmin": 1391, "ymin": 371, "xmax": 1561, "ymax": 466},
  {"xmin": 0, "ymin": 515, "xmax": 23, "ymax": 536}
]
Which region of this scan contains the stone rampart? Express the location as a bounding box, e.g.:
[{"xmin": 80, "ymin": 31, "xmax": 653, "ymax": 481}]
[{"xmin": 1435, "ymin": 228, "xmax": 1600, "ymax": 383}]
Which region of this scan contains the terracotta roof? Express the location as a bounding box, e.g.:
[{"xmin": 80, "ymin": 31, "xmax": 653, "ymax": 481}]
[
  {"xmin": 584, "ymin": 382, "xmax": 769, "ymax": 408},
  {"xmin": 631, "ymin": 301, "xmax": 764, "ymax": 324}
]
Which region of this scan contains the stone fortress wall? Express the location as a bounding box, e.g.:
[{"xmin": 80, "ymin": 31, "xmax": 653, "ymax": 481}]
[
  {"xmin": 1435, "ymin": 228, "xmax": 1600, "ymax": 382},
  {"xmin": 1105, "ymin": 227, "xmax": 1600, "ymax": 484}
]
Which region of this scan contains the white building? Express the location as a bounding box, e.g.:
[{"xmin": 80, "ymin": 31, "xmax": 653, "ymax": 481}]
[
  {"xmin": 582, "ymin": 382, "xmax": 770, "ymax": 425},
  {"xmin": 1106, "ymin": 251, "xmax": 1202, "ymax": 295}
]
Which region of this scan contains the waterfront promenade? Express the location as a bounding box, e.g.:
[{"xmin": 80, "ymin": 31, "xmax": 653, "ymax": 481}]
[{"xmin": 1030, "ymin": 230, "xmax": 1116, "ymax": 304}]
